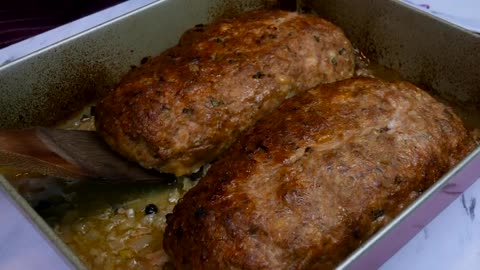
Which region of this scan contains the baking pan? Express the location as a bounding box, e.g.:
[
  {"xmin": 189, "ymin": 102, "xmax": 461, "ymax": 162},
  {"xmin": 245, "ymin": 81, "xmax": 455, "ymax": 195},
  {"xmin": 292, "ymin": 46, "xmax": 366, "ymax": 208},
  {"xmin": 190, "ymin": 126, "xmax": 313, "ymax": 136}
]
[
  {"xmin": 301, "ymin": 1, "xmax": 480, "ymax": 268},
  {"xmin": 0, "ymin": 0, "xmax": 479, "ymax": 268}
]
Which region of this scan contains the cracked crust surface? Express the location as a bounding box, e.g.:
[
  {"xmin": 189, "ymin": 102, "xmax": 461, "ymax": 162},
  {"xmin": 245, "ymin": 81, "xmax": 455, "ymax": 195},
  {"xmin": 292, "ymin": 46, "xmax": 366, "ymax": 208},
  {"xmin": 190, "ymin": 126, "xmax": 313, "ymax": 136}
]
[
  {"xmin": 164, "ymin": 77, "xmax": 474, "ymax": 269},
  {"xmin": 95, "ymin": 10, "xmax": 354, "ymax": 175}
]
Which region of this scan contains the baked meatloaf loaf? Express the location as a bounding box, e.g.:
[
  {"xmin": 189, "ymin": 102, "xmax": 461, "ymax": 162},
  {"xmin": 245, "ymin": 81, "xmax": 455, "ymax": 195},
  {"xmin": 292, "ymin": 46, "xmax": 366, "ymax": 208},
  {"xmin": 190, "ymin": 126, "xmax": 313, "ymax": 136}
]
[
  {"xmin": 95, "ymin": 9, "xmax": 355, "ymax": 176},
  {"xmin": 163, "ymin": 77, "xmax": 474, "ymax": 269}
]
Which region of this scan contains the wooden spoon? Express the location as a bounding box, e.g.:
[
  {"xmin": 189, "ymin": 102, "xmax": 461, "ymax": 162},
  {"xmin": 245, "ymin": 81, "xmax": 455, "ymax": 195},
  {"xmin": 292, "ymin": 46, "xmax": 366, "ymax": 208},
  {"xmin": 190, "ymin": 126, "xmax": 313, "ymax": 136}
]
[{"xmin": 0, "ymin": 127, "xmax": 174, "ymax": 182}]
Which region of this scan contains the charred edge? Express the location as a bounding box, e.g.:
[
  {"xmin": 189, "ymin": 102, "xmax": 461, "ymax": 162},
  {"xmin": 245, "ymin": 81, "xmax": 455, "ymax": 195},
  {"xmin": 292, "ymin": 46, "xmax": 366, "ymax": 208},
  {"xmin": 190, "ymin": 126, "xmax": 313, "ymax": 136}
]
[
  {"xmin": 352, "ymin": 228, "xmax": 361, "ymax": 239},
  {"xmin": 175, "ymin": 226, "xmax": 184, "ymax": 238},
  {"xmin": 194, "ymin": 207, "xmax": 207, "ymax": 219}
]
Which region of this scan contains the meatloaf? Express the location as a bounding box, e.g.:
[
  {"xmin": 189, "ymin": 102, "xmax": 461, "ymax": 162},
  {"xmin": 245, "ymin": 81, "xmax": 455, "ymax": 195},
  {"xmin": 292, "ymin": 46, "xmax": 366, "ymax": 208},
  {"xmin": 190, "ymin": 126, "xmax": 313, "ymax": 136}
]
[
  {"xmin": 95, "ymin": 10, "xmax": 355, "ymax": 176},
  {"xmin": 163, "ymin": 77, "xmax": 474, "ymax": 269}
]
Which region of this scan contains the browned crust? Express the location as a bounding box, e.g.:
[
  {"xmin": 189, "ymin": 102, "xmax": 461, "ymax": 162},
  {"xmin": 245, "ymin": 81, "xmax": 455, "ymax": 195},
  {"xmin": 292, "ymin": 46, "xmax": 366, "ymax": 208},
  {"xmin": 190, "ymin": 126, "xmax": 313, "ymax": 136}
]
[
  {"xmin": 95, "ymin": 10, "xmax": 354, "ymax": 175},
  {"xmin": 163, "ymin": 77, "xmax": 474, "ymax": 269}
]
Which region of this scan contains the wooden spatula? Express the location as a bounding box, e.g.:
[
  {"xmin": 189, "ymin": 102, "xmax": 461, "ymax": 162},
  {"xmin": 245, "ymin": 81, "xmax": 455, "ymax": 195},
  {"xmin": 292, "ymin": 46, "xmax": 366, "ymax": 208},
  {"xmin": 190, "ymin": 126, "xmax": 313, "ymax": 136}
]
[{"xmin": 0, "ymin": 127, "xmax": 174, "ymax": 182}]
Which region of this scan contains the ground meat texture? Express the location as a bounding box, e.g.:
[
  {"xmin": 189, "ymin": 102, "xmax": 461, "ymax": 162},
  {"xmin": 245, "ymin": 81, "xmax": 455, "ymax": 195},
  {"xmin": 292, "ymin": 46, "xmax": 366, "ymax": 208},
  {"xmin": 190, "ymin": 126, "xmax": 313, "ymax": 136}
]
[
  {"xmin": 95, "ymin": 9, "xmax": 355, "ymax": 176},
  {"xmin": 163, "ymin": 78, "xmax": 474, "ymax": 269}
]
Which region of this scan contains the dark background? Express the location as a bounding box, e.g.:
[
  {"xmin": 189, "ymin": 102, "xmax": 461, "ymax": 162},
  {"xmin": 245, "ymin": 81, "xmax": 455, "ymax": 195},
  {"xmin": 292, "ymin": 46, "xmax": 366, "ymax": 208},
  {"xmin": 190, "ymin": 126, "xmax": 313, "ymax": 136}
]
[{"xmin": 0, "ymin": 0, "xmax": 125, "ymax": 49}]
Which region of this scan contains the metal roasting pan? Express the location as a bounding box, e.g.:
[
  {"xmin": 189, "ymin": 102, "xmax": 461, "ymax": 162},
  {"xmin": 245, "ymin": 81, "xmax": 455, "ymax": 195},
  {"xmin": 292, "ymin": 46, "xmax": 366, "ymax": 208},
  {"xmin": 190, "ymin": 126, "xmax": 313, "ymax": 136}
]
[{"xmin": 0, "ymin": 0, "xmax": 479, "ymax": 268}]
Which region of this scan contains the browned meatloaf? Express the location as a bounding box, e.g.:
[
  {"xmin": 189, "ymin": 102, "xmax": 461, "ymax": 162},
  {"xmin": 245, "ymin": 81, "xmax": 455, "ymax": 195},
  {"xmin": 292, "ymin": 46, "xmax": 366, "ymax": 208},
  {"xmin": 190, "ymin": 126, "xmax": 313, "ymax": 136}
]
[
  {"xmin": 163, "ymin": 78, "xmax": 474, "ymax": 269},
  {"xmin": 95, "ymin": 10, "xmax": 355, "ymax": 176}
]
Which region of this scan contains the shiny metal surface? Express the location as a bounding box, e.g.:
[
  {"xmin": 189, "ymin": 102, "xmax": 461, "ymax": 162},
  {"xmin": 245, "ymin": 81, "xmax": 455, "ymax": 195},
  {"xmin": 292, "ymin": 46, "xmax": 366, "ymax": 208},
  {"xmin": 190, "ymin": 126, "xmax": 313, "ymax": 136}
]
[
  {"xmin": 0, "ymin": 176, "xmax": 85, "ymax": 269},
  {"xmin": 0, "ymin": 0, "xmax": 479, "ymax": 268}
]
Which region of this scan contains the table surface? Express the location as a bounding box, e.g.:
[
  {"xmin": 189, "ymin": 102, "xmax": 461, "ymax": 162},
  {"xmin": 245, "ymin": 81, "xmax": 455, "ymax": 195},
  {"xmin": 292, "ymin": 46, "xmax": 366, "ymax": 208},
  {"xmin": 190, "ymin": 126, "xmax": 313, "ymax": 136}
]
[{"xmin": 0, "ymin": 0, "xmax": 479, "ymax": 269}]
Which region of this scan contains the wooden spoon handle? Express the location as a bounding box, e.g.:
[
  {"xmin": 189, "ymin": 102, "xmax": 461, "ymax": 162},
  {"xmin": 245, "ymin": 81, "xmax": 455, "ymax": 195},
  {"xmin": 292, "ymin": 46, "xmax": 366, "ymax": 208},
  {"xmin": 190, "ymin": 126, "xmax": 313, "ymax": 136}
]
[
  {"xmin": 0, "ymin": 128, "xmax": 87, "ymax": 180},
  {"xmin": 0, "ymin": 128, "xmax": 174, "ymax": 183}
]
